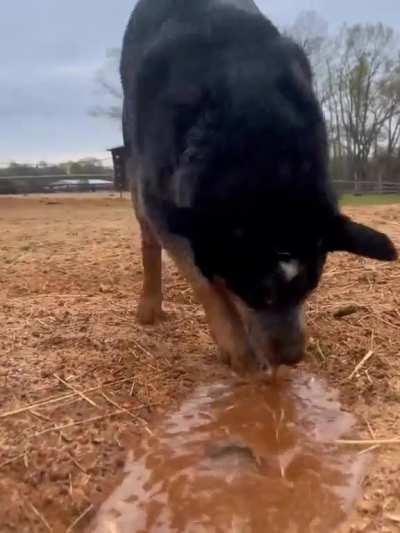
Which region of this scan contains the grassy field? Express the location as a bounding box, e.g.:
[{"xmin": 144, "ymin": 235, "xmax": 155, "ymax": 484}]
[{"xmin": 341, "ymin": 193, "xmax": 400, "ymax": 206}]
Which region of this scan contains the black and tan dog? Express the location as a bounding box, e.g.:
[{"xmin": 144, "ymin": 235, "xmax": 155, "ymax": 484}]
[{"xmin": 120, "ymin": 0, "xmax": 397, "ymax": 371}]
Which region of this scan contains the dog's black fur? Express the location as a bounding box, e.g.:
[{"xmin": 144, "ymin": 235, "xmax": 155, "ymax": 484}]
[{"xmin": 120, "ymin": 0, "xmax": 397, "ymax": 366}]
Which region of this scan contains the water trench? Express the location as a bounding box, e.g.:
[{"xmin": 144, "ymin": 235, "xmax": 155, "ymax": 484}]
[{"xmin": 88, "ymin": 371, "xmax": 368, "ymax": 533}]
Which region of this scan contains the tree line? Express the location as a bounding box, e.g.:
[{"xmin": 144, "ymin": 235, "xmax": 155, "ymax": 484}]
[
  {"xmin": 0, "ymin": 159, "xmax": 113, "ymax": 194},
  {"xmin": 0, "ymin": 158, "xmax": 112, "ymax": 177}
]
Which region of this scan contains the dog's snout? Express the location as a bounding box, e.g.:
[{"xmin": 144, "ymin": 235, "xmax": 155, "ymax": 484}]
[
  {"xmin": 244, "ymin": 305, "xmax": 306, "ymax": 369},
  {"xmin": 269, "ymin": 332, "xmax": 305, "ymax": 366}
]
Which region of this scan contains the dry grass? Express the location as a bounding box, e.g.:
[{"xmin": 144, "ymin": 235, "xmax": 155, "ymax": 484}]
[{"xmin": 0, "ymin": 194, "xmax": 400, "ymax": 532}]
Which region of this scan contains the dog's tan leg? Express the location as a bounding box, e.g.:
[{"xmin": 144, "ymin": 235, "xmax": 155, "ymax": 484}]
[{"xmin": 136, "ymin": 219, "xmax": 164, "ymax": 325}]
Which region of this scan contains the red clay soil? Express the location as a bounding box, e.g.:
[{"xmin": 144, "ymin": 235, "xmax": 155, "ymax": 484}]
[{"xmin": 0, "ymin": 194, "xmax": 399, "ymax": 532}]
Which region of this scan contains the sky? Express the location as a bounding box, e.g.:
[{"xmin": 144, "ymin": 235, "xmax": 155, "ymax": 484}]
[{"xmin": 1, "ymin": 0, "xmax": 399, "ymax": 164}]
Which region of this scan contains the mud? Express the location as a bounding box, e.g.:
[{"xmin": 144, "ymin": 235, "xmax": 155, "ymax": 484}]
[{"xmin": 88, "ymin": 372, "xmax": 367, "ymax": 533}]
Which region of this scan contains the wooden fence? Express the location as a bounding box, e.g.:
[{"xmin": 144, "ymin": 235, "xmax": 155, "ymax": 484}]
[
  {"xmin": 332, "ymin": 180, "xmax": 400, "ymax": 195},
  {"xmin": 1, "ymin": 175, "xmax": 400, "ymax": 197},
  {"xmin": 0, "ymin": 174, "xmax": 114, "ymax": 194}
]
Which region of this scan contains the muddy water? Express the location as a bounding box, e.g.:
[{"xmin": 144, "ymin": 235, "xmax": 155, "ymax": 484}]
[{"xmin": 88, "ymin": 373, "xmax": 367, "ymax": 533}]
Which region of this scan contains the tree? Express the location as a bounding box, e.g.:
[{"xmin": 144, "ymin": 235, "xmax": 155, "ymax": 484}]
[
  {"xmin": 90, "ymin": 48, "xmax": 122, "ymax": 121},
  {"xmin": 379, "ymin": 62, "xmax": 400, "ymax": 157},
  {"xmin": 286, "ymin": 11, "xmax": 329, "ymax": 102},
  {"xmin": 288, "ymin": 15, "xmax": 400, "ymax": 187},
  {"xmin": 287, "ymin": 11, "xmax": 328, "ymax": 58},
  {"xmin": 329, "ymin": 24, "xmax": 398, "ymax": 185}
]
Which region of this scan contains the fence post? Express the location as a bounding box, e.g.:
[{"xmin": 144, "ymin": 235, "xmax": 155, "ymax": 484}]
[{"xmin": 353, "ymin": 175, "xmax": 359, "ymax": 195}]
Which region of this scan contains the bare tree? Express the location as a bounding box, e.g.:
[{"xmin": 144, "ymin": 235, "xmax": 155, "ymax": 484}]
[
  {"xmin": 89, "ymin": 48, "xmax": 122, "ymax": 121},
  {"xmin": 380, "ymin": 62, "xmax": 400, "ymax": 157},
  {"xmin": 374, "ymin": 61, "xmax": 400, "ymax": 182},
  {"xmin": 287, "ymin": 11, "xmax": 328, "ymax": 58},
  {"xmin": 319, "ymin": 24, "xmax": 399, "ymax": 187},
  {"xmin": 285, "ymin": 11, "xmax": 329, "ymax": 102}
]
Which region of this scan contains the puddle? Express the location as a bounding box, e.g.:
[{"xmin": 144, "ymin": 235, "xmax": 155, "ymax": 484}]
[{"xmin": 88, "ymin": 372, "xmax": 368, "ymax": 533}]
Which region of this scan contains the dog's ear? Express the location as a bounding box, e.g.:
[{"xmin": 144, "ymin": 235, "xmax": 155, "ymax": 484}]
[{"xmin": 326, "ymin": 214, "xmax": 397, "ymax": 261}]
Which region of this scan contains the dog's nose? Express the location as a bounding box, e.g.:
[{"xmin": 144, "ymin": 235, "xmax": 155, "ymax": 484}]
[{"xmin": 269, "ymin": 333, "xmax": 305, "ymax": 366}]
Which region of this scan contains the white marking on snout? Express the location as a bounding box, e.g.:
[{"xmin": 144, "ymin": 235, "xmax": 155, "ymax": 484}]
[{"xmin": 279, "ymin": 259, "xmax": 300, "ymax": 282}]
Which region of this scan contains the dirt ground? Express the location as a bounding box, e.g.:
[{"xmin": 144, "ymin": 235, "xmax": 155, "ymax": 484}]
[{"xmin": 0, "ymin": 193, "xmax": 399, "ymax": 533}]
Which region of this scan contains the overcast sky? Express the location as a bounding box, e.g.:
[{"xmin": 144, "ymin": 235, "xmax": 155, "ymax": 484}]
[{"xmin": 1, "ymin": 0, "xmax": 399, "ymax": 164}]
